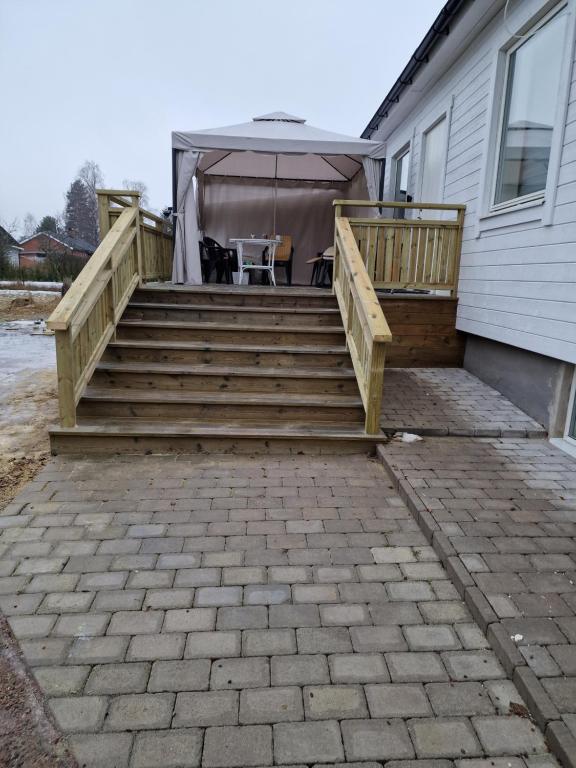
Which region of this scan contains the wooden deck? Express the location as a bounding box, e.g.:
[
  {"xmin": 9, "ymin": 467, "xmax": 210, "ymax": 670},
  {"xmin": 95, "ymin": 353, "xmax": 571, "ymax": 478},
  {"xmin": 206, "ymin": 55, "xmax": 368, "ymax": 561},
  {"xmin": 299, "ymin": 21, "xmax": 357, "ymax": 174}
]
[{"xmin": 47, "ymin": 194, "xmax": 465, "ymax": 454}]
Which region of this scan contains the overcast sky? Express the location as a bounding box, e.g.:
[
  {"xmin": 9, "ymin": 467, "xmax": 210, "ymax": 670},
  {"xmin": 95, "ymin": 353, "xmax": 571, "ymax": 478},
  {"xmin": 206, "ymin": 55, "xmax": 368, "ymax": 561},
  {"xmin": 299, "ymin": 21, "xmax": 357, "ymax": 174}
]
[{"xmin": 0, "ymin": 0, "xmax": 443, "ymax": 228}]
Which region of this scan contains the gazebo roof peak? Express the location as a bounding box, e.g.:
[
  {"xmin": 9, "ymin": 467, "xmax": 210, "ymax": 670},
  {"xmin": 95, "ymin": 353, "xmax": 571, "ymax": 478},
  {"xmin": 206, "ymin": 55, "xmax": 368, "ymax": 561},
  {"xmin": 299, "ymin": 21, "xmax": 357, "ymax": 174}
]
[{"xmin": 253, "ymin": 111, "xmax": 306, "ymax": 123}]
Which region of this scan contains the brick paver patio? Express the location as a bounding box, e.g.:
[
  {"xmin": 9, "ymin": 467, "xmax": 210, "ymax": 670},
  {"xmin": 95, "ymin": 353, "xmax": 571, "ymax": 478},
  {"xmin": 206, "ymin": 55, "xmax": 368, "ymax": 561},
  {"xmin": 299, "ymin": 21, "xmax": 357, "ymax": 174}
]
[
  {"xmin": 382, "ymin": 369, "xmax": 546, "ymax": 437},
  {"xmin": 0, "ymin": 451, "xmax": 568, "ymax": 767},
  {"xmin": 380, "ymin": 437, "xmax": 576, "ymax": 767}
]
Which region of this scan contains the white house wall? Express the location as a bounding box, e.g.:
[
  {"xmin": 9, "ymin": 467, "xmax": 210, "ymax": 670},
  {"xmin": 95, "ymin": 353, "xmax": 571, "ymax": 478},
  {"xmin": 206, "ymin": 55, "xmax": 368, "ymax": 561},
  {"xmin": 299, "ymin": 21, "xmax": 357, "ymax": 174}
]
[{"xmin": 372, "ymin": 0, "xmax": 576, "ymax": 364}]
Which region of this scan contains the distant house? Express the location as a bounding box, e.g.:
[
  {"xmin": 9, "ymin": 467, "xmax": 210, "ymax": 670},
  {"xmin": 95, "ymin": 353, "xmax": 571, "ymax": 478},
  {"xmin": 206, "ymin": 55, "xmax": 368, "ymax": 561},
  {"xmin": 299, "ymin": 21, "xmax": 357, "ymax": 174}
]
[
  {"xmin": 18, "ymin": 231, "xmax": 95, "ymax": 269},
  {"xmin": 362, "ymin": 0, "xmax": 576, "ymax": 452},
  {"xmin": 0, "ymin": 225, "xmax": 23, "ymax": 266}
]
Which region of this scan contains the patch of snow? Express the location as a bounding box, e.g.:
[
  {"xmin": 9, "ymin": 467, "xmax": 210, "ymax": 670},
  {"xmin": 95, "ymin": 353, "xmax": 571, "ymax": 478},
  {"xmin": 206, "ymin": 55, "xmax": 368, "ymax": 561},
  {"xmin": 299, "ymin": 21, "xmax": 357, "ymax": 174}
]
[
  {"xmin": 0, "ymin": 289, "xmax": 59, "ymax": 298},
  {"xmin": 0, "ymin": 280, "xmax": 62, "ymax": 291},
  {"xmin": 0, "ymin": 320, "xmax": 56, "ymax": 378},
  {"xmin": 393, "ymin": 432, "xmax": 424, "ymax": 443},
  {"xmin": 510, "ymin": 634, "xmax": 524, "ymax": 643}
]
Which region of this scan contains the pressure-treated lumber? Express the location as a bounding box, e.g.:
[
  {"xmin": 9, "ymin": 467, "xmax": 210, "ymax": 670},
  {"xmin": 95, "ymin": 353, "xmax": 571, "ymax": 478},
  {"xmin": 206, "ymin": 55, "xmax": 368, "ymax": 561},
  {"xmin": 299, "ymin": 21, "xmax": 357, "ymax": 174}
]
[
  {"xmin": 333, "ymin": 199, "xmax": 465, "ymax": 296},
  {"xmin": 333, "ymin": 216, "xmax": 392, "ymax": 434}
]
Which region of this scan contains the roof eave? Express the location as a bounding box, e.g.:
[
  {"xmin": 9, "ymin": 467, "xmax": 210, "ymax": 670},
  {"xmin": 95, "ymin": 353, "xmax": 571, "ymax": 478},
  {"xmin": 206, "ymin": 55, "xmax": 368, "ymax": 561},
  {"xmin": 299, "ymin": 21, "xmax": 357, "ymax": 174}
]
[{"xmin": 361, "ymin": 0, "xmax": 501, "ymax": 139}]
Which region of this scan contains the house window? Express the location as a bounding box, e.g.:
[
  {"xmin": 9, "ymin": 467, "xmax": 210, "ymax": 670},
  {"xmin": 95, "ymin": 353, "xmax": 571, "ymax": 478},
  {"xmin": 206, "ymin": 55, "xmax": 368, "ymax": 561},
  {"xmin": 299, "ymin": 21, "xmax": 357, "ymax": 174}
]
[
  {"xmin": 393, "ymin": 146, "xmax": 411, "ymax": 219},
  {"xmin": 421, "ymin": 116, "xmax": 447, "ymax": 204},
  {"xmin": 394, "ymin": 147, "xmax": 411, "ymax": 203},
  {"xmin": 493, "ymin": 6, "xmax": 566, "ymax": 207},
  {"xmin": 551, "ymin": 368, "xmax": 576, "ymax": 458},
  {"xmin": 568, "ymin": 380, "xmax": 576, "ymax": 444}
]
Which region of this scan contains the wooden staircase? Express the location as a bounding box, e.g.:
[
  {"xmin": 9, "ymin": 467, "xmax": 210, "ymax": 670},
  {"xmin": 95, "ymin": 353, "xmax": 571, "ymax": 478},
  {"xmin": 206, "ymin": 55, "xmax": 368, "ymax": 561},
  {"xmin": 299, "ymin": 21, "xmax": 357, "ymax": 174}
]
[{"xmin": 49, "ymin": 285, "xmax": 382, "ymax": 454}]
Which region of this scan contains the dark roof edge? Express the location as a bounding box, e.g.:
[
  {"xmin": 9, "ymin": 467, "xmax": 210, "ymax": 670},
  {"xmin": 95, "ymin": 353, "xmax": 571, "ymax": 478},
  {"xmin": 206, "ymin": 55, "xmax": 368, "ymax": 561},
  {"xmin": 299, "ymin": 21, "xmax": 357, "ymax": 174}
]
[{"xmin": 361, "ymin": 0, "xmax": 473, "ymax": 139}]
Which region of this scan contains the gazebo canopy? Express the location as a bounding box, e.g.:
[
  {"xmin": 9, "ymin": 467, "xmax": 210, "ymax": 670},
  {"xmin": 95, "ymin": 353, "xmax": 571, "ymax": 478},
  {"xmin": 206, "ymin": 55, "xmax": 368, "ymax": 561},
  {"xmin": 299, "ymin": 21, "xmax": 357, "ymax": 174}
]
[{"xmin": 171, "ymin": 113, "xmax": 385, "ymax": 284}]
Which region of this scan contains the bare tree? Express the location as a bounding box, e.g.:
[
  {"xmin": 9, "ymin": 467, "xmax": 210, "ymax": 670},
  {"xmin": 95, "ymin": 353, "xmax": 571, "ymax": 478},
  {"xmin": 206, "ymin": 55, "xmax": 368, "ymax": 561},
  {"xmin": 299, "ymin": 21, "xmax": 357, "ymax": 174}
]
[
  {"xmin": 22, "ymin": 213, "xmax": 38, "ymax": 238},
  {"xmin": 78, "ymin": 161, "xmax": 104, "ymax": 196},
  {"xmin": 77, "ymin": 161, "xmax": 104, "ymax": 244},
  {"xmin": 122, "ymin": 179, "xmax": 149, "ymax": 208}
]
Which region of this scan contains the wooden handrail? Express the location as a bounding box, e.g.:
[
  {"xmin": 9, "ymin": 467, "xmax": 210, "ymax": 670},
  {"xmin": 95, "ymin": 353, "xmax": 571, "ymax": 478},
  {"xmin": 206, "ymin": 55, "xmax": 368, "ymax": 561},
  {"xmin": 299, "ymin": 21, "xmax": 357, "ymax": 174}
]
[
  {"xmin": 333, "ymin": 216, "xmax": 392, "ymax": 434},
  {"xmin": 48, "ymin": 190, "xmax": 172, "ymax": 428},
  {"xmin": 333, "ymin": 199, "xmax": 466, "ymax": 211}
]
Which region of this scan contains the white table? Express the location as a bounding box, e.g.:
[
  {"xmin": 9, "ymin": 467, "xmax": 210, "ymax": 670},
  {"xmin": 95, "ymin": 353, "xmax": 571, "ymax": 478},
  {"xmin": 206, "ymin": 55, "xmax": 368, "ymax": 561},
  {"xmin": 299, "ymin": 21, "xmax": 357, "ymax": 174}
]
[{"xmin": 230, "ymin": 237, "xmax": 281, "ymax": 287}]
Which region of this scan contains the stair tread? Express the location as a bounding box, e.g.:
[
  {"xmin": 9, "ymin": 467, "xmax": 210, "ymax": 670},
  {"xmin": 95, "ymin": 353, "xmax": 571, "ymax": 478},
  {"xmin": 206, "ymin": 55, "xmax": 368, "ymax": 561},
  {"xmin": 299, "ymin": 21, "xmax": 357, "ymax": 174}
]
[
  {"xmin": 138, "ymin": 285, "xmax": 334, "ymax": 298},
  {"xmin": 128, "ymin": 302, "xmax": 340, "ymax": 315},
  {"xmin": 82, "ymin": 388, "xmax": 363, "ymax": 407},
  {"xmin": 52, "ymin": 420, "xmax": 377, "ymax": 439},
  {"xmin": 118, "ymin": 319, "xmax": 344, "ymax": 333},
  {"xmin": 96, "ymin": 361, "xmax": 355, "ymax": 379},
  {"xmin": 107, "ymin": 340, "xmax": 348, "ymax": 355}
]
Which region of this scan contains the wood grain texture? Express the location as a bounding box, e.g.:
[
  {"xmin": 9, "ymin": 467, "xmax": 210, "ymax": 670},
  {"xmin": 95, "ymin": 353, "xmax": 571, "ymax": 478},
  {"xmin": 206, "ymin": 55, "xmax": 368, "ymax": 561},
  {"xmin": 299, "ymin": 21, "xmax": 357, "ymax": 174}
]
[{"xmin": 378, "ymin": 295, "xmax": 465, "ymax": 368}]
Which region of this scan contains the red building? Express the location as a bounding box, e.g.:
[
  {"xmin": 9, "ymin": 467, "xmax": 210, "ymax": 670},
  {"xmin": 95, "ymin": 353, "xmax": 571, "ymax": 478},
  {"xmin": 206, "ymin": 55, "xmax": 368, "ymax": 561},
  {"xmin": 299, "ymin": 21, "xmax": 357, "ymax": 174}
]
[{"xmin": 18, "ymin": 232, "xmax": 95, "ymax": 269}]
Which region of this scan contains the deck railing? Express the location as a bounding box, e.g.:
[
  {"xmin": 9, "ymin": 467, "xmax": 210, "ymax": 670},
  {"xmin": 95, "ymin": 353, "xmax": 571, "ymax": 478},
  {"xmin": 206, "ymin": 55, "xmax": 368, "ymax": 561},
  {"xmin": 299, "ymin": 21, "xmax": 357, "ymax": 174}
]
[
  {"xmin": 48, "ymin": 190, "xmax": 172, "ymax": 427},
  {"xmin": 98, "ymin": 190, "xmax": 172, "ymax": 282},
  {"xmin": 334, "ymin": 200, "xmax": 465, "ymax": 295},
  {"xmin": 333, "ymin": 215, "xmax": 392, "ymax": 434}
]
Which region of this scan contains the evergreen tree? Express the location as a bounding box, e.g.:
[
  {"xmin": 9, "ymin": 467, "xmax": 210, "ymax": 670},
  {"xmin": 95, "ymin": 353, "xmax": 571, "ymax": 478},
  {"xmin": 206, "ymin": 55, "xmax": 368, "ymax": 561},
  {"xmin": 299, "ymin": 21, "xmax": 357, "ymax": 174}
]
[
  {"xmin": 36, "ymin": 215, "xmax": 59, "ymax": 234},
  {"xmin": 64, "ymin": 179, "xmax": 95, "ymax": 244}
]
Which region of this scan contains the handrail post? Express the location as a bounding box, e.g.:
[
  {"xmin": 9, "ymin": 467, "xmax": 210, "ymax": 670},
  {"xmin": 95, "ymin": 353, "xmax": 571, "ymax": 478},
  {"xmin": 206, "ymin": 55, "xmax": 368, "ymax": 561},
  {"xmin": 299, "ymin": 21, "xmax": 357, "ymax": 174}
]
[
  {"xmin": 97, "ymin": 192, "xmax": 111, "ymax": 242},
  {"xmin": 129, "ymin": 194, "xmax": 144, "ymax": 285},
  {"xmin": 54, "ymin": 330, "xmax": 76, "ymax": 427},
  {"xmin": 452, "ymin": 207, "xmax": 465, "ymax": 297},
  {"xmin": 364, "ymin": 342, "xmax": 386, "ymax": 434}
]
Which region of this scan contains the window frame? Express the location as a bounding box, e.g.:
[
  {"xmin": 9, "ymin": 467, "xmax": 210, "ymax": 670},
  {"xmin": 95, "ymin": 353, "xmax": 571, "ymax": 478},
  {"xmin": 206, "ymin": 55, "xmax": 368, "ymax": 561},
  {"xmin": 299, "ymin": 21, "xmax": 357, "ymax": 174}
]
[
  {"xmin": 392, "ymin": 143, "xmax": 412, "ymax": 202},
  {"xmin": 490, "ymin": 4, "xmax": 568, "ymax": 211},
  {"xmin": 476, "ymin": 0, "xmax": 575, "ymax": 236},
  {"xmin": 550, "ymin": 367, "xmax": 576, "ymax": 458},
  {"xmin": 417, "ymin": 107, "xmax": 451, "ymax": 204}
]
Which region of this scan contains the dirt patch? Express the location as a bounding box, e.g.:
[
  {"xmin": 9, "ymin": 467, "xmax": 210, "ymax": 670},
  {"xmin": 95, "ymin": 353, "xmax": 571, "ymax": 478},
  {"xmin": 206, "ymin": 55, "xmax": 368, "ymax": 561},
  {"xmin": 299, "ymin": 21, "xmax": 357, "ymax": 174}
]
[
  {"xmin": 0, "ymin": 456, "xmax": 49, "ymax": 509},
  {"xmin": 0, "ymin": 291, "xmax": 60, "ymax": 322},
  {"xmin": 0, "ymin": 615, "xmax": 78, "ymax": 768},
  {"xmin": 0, "ymin": 369, "xmax": 57, "ymax": 510}
]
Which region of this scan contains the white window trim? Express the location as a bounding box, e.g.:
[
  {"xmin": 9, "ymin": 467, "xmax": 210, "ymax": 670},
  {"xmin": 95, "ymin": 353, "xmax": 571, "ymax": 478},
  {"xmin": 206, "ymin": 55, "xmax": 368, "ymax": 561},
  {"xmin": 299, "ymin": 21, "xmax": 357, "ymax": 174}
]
[
  {"xmin": 550, "ymin": 366, "xmax": 576, "ymax": 458},
  {"xmin": 475, "ymin": 0, "xmax": 576, "ymax": 237},
  {"xmin": 416, "ymin": 97, "xmax": 454, "ymax": 204},
  {"xmin": 389, "ymin": 141, "xmax": 412, "ymax": 201}
]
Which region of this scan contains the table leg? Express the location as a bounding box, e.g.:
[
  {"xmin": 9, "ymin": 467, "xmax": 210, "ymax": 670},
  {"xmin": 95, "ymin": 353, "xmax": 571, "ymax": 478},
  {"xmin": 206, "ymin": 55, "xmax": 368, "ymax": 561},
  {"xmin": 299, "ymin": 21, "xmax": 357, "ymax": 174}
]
[{"xmin": 237, "ymin": 243, "xmax": 244, "ymax": 285}]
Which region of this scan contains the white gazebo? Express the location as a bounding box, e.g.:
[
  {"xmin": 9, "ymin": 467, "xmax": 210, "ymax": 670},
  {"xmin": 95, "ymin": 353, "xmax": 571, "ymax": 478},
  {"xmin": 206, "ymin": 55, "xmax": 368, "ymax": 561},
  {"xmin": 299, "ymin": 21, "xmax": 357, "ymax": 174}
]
[{"xmin": 171, "ymin": 112, "xmax": 384, "ymax": 284}]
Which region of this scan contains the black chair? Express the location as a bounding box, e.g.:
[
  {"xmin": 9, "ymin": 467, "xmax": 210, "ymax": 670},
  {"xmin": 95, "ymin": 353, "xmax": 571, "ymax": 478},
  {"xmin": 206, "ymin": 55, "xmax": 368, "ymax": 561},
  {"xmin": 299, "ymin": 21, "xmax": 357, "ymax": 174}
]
[{"xmin": 199, "ymin": 237, "xmax": 236, "ymax": 283}]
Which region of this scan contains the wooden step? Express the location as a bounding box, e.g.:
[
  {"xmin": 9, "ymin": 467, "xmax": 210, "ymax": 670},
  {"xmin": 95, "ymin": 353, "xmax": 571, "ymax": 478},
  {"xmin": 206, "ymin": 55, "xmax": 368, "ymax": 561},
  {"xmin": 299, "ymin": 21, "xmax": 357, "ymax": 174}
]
[
  {"xmin": 133, "ymin": 285, "xmax": 337, "ymax": 308},
  {"xmin": 77, "ymin": 388, "xmax": 365, "ymax": 424},
  {"xmin": 116, "ymin": 320, "xmax": 346, "ymax": 346},
  {"xmin": 124, "ymin": 302, "xmax": 342, "ymax": 326},
  {"xmin": 102, "ymin": 340, "xmax": 351, "ymax": 369},
  {"xmin": 92, "ymin": 361, "xmax": 358, "ymax": 395},
  {"xmin": 49, "ymin": 421, "xmax": 381, "ymax": 455}
]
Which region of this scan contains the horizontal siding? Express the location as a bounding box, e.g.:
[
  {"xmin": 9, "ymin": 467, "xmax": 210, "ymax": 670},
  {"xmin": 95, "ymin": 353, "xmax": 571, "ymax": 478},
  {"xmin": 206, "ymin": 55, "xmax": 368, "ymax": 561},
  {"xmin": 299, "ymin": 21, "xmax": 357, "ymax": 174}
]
[
  {"xmin": 458, "ymin": 291, "xmax": 576, "ymax": 322},
  {"xmin": 373, "ymin": 0, "xmax": 576, "ymax": 364}
]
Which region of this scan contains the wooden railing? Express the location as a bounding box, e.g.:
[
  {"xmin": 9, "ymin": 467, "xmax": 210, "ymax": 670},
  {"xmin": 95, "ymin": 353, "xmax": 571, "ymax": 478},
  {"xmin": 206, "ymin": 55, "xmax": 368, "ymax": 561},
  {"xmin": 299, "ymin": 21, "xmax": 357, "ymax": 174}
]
[
  {"xmin": 333, "ymin": 216, "xmax": 392, "ymax": 434},
  {"xmin": 334, "ymin": 200, "xmax": 465, "ymax": 295},
  {"xmin": 98, "ymin": 190, "xmax": 172, "ymax": 282},
  {"xmin": 48, "ymin": 190, "xmax": 172, "ymax": 427}
]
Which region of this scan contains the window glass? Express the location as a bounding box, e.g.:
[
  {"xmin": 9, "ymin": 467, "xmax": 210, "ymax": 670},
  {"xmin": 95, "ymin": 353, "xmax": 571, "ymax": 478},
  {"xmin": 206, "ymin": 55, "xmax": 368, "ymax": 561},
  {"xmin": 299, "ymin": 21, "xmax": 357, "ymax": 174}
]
[
  {"xmin": 394, "ymin": 149, "xmax": 411, "ymax": 202},
  {"xmin": 494, "ymin": 9, "xmax": 565, "ymax": 205},
  {"xmin": 421, "ymin": 117, "xmax": 447, "ymax": 205},
  {"xmin": 569, "ymin": 386, "xmax": 576, "ymax": 441}
]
